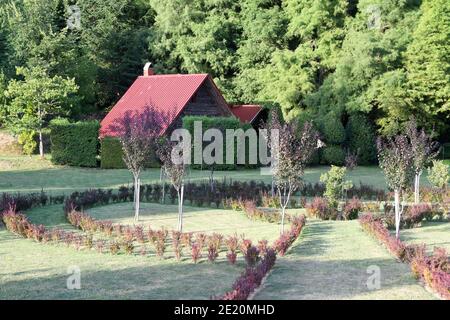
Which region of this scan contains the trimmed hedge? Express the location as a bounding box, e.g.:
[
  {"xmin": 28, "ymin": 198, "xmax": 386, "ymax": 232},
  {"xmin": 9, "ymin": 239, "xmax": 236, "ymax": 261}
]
[
  {"xmin": 100, "ymin": 137, "xmax": 159, "ymax": 169},
  {"xmin": 182, "ymin": 116, "xmax": 256, "ymax": 170},
  {"xmin": 50, "ymin": 119, "xmax": 99, "ymax": 167},
  {"xmin": 100, "ymin": 137, "xmax": 126, "ymax": 169}
]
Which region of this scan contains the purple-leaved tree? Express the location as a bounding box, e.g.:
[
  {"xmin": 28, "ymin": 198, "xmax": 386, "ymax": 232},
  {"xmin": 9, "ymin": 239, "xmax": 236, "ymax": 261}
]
[
  {"xmin": 110, "ymin": 106, "xmax": 167, "ymax": 221},
  {"xmin": 269, "ymin": 110, "xmax": 319, "ymax": 234},
  {"xmin": 377, "ymin": 135, "xmax": 414, "ymax": 238},
  {"xmin": 405, "ymin": 118, "xmax": 439, "ymax": 204}
]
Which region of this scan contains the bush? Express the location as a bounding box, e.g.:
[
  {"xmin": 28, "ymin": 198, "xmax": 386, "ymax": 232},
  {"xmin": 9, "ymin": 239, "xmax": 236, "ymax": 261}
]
[
  {"xmin": 345, "ymin": 113, "xmax": 377, "ymax": 165},
  {"xmin": 428, "ymin": 160, "xmax": 449, "ymax": 189},
  {"xmin": 306, "ymin": 197, "xmax": 337, "ymax": 220},
  {"xmin": 321, "ymin": 145, "xmax": 345, "ymax": 165},
  {"xmin": 50, "ymin": 119, "xmax": 99, "ymax": 167},
  {"xmin": 100, "ymin": 137, "xmax": 126, "ymax": 169},
  {"xmin": 100, "ymin": 137, "xmax": 160, "ymax": 169},
  {"xmin": 219, "ymin": 249, "xmax": 277, "ymax": 300},
  {"xmin": 320, "ymin": 166, "xmax": 352, "ymax": 208},
  {"xmin": 343, "ymin": 197, "xmax": 362, "ymax": 220},
  {"xmin": 18, "ymin": 130, "xmax": 37, "ymax": 155},
  {"xmin": 182, "ymin": 116, "xmax": 255, "ymax": 170},
  {"xmin": 320, "ymin": 113, "xmax": 345, "ymax": 144}
]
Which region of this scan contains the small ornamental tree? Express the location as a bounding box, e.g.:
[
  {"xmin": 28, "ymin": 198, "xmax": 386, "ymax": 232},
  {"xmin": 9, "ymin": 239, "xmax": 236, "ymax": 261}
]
[
  {"xmin": 405, "ymin": 118, "xmax": 439, "ymax": 203},
  {"xmin": 377, "ymin": 135, "xmax": 414, "ymax": 238},
  {"xmin": 320, "ymin": 166, "xmax": 353, "ymax": 208},
  {"xmin": 109, "ymin": 106, "xmax": 166, "ymax": 221},
  {"xmin": 157, "ymin": 134, "xmax": 188, "ymax": 232},
  {"xmin": 428, "ymin": 160, "xmax": 449, "ymax": 190},
  {"xmin": 4, "ymin": 66, "xmax": 78, "ymax": 158},
  {"xmin": 269, "ymin": 109, "xmax": 319, "ymax": 234}
]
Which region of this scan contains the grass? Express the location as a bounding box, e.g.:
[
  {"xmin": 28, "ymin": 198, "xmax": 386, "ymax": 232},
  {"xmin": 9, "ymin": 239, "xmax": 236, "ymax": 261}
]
[
  {"xmin": 85, "ymin": 202, "xmax": 302, "ymax": 243},
  {"xmin": 0, "ymin": 155, "xmax": 392, "ymax": 196},
  {"xmin": 253, "ymin": 220, "xmax": 436, "ymax": 300},
  {"xmin": 1, "ymin": 154, "xmax": 447, "ymax": 196},
  {"xmin": 0, "ymin": 226, "xmax": 241, "ymax": 299},
  {"xmin": 0, "ymin": 202, "xmax": 286, "ymax": 299},
  {"xmin": 399, "ymin": 222, "xmax": 450, "ymax": 254}
]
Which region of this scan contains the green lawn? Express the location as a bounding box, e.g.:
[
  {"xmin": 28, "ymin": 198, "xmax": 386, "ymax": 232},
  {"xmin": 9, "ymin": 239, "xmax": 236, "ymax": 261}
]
[
  {"xmin": 1, "ymin": 154, "xmax": 446, "ymax": 196},
  {"xmin": 0, "ymin": 202, "xmax": 286, "ymax": 299},
  {"xmin": 399, "ymin": 222, "xmax": 450, "ymax": 254},
  {"xmin": 0, "ymin": 155, "xmax": 390, "ymax": 195},
  {"xmin": 253, "ymin": 220, "xmax": 436, "ymax": 300},
  {"xmin": 86, "ymin": 202, "xmax": 293, "ymax": 244}
]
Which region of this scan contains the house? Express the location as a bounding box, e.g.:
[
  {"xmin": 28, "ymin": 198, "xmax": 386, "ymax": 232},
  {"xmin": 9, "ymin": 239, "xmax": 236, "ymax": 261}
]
[{"xmin": 100, "ymin": 63, "xmax": 264, "ymax": 138}]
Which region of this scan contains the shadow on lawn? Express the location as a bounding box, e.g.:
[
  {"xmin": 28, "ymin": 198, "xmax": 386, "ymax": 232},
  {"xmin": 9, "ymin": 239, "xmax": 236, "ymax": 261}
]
[{"xmin": 255, "ymin": 256, "xmax": 425, "ymax": 300}]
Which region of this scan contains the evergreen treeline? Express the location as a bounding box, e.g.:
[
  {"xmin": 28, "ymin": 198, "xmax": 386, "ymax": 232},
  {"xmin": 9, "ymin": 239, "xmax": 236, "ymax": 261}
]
[{"xmin": 0, "ymin": 0, "xmax": 448, "ymax": 141}]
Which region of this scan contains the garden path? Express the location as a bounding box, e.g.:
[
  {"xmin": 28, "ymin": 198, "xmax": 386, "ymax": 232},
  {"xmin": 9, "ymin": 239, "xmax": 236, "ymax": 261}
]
[{"xmin": 253, "ymin": 220, "xmax": 435, "ymax": 300}]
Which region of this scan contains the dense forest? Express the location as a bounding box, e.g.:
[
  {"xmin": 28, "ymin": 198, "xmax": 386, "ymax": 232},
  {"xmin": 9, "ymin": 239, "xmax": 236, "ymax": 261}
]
[{"xmin": 0, "ymin": 0, "xmax": 449, "ymax": 149}]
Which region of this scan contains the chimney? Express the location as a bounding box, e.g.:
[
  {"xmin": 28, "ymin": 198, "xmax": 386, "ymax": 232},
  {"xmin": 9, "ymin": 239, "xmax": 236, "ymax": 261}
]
[{"xmin": 143, "ymin": 62, "xmax": 154, "ymax": 77}]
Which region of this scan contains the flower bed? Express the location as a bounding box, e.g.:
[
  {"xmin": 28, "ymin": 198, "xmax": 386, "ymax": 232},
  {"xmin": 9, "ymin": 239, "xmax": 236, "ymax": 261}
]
[{"xmin": 359, "ymin": 213, "xmax": 450, "ymax": 300}]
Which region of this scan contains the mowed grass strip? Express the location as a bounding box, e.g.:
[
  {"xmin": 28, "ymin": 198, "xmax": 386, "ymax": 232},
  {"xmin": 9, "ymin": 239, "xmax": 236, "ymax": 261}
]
[
  {"xmin": 253, "ymin": 220, "xmax": 436, "ymax": 300},
  {"xmin": 399, "ymin": 221, "xmax": 450, "ymax": 253}
]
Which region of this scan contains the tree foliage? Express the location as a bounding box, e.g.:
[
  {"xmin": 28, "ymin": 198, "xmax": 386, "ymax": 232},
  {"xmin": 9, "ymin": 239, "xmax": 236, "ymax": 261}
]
[{"xmin": 0, "ymin": 0, "xmax": 448, "ymax": 143}]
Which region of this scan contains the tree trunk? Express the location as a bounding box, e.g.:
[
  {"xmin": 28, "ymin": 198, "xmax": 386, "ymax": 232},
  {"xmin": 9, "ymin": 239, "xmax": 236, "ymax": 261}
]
[
  {"xmin": 414, "ymin": 172, "xmax": 421, "ymax": 204},
  {"xmin": 280, "ymin": 191, "xmax": 291, "ymax": 235},
  {"xmin": 39, "ymin": 130, "xmax": 44, "ymax": 159},
  {"xmin": 178, "ymin": 185, "xmax": 184, "ymax": 232},
  {"xmin": 134, "ymin": 176, "xmax": 140, "ymax": 222},
  {"xmin": 394, "ymin": 189, "xmax": 401, "ymax": 239},
  {"xmin": 281, "ymin": 205, "xmax": 286, "ymax": 234}
]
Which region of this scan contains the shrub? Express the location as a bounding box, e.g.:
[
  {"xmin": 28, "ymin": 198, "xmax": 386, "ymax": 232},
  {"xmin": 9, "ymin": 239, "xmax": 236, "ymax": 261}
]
[
  {"xmin": 50, "ymin": 119, "xmax": 99, "ymax": 167},
  {"xmin": 321, "ymin": 113, "xmax": 345, "ymax": 144},
  {"xmin": 123, "ymin": 240, "xmax": 134, "ymax": 255},
  {"xmin": 100, "ymin": 137, "xmax": 160, "ymax": 169},
  {"xmin": 345, "ymin": 113, "xmax": 377, "ymax": 165},
  {"xmin": 100, "ymin": 137, "xmax": 125, "ymax": 169},
  {"xmin": 428, "ymin": 160, "xmax": 449, "ymax": 189},
  {"xmin": 321, "ymin": 145, "xmax": 345, "ymax": 166},
  {"xmin": 181, "ymin": 232, "xmax": 192, "ymax": 248},
  {"xmin": 343, "ymin": 197, "xmax": 362, "ymax": 220},
  {"xmin": 257, "ymin": 239, "xmax": 269, "ymax": 257},
  {"xmin": 225, "ymin": 234, "xmax": 239, "ymax": 265},
  {"xmin": 320, "ymin": 166, "xmax": 353, "ymax": 208},
  {"xmin": 195, "ymin": 233, "xmax": 207, "ymax": 250},
  {"xmin": 191, "ymin": 243, "xmax": 202, "ymax": 263},
  {"xmin": 109, "ymin": 241, "xmax": 121, "ymax": 255},
  {"xmin": 306, "ymin": 197, "xmax": 336, "ymax": 220},
  {"xmin": 219, "ymin": 249, "xmax": 277, "ymax": 300},
  {"xmin": 18, "ymin": 130, "xmax": 37, "ymax": 155},
  {"xmin": 244, "ymin": 246, "xmax": 260, "ymax": 267},
  {"xmin": 273, "ymin": 215, "xmax": 306, "ymax": 255},
  {"xmin": 154, "ymin": 228, "xmax": 167, "ymax": 258},
  {"xmin": 172, "ymin": 231, "xmax": 182, "ymax": 261}
]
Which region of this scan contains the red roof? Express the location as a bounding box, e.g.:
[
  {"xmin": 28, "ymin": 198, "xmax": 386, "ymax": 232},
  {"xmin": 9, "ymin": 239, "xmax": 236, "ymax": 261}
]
[
  {"xmin": 100, "ymin": 74, "xmax": 212, "ymax": 137},
  {"xmin": 230, "ymin": 105, "xmax": 263, "ymax": 123}
]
